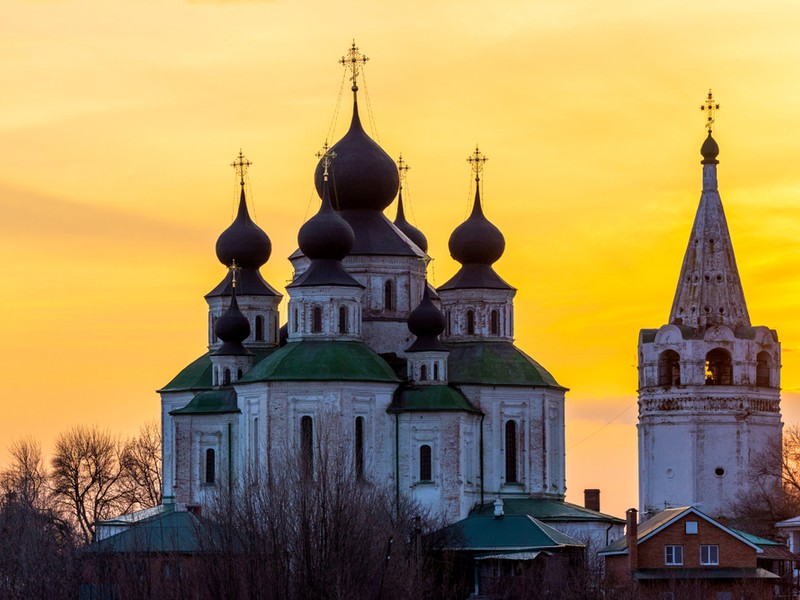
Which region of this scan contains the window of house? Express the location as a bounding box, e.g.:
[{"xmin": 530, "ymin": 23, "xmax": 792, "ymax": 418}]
[
  {"xmin": 664, "ymin": 544, "xmax": 683, "ymax": 566},
  {"xmin": 419, "ymin": 445, "xmax": 432, "ymax": 482},
  {"xmin": 338, "ymin": 306, "xmax": 347, "ymax": 334},
  {"xmin": 384, "ymin": 281, "xmax": 393, "ymax": 310},
  {"xmin": 705, "ymin": 348, "xmax": 732, "ymax": 385},
  {"xmin": 311, "ymin": 307, "xmax": 322, "ymax": 333},
  {"xmin": 505, "ymin": 420, "xmax": 518, "ymax": 483},
  {"xmin": 700, "ymin": 544, "xmax": 719, "ymax": 566},
  {"xmin": 255, "ymin": 315, "xmax": 264, "ymax": 341},
  {"xmin": 205, "ymin": 448, "xmax": 216, "ymax": 484},
  {"xmin": 490, "ymin": 310, "xmax": 499, "ymax": 335},
  {"xmin": 466, "ymin": 310, "xmax": 475, "ymax": 335},
  {"xmin": 355, "ymin": 417, "xmax": 364, "ymax": 480},
  {"xmin": 301, "ymin": 416, "xmax": 313, "ymax": 478},
  {"xmin": 756, "ymin": 351, "xmax": 771, "ymax": 387},
  {"xmin": 658, "ymin": 350, "xmax": 681, "ymax": 386},
  {"xmin": 685, "ymin": 521, "xmax": 698, "ymax": 534}
]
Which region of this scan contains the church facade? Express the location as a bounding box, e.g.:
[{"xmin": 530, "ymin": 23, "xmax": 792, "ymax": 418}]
[
  {"xmin": 637, "ymin": 125, "xmax": 783, "ymax": 520},
  {"xmin": 158, "ymin": 46, "xmax": 568, "ymax": 524}
]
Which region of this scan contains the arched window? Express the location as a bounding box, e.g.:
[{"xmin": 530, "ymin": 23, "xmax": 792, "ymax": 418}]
[
  {"xmin": 384, "ymin": 281, "xmax": 394, "ymax": 310},
  {"xmin": 293, "ymin": 308, "xmax": 299, "ymax": 333},
  {"xmin": 756, "ymin": 352, "xmax": 772, "ymax": 387},
  {"xmin": 301, "ymin": 416, "xmax": 313, "ymax": 478},
  {"xmin": 212, "ymin": 316, "xmax": 218, "ymax": 343},
  {"xmin": 505, "ymin": 420, "xmax": 518, "ymax": 483},
  {"xmin": 311, "ymin": 307, "xmax": 322, "ymax": 333},
  {"xmin": 338, "ymin": 306, "xmax": 347, "ymax": 334},
  {"xmin": 433, "ymin": 362, "xmax": 439, "ymax": 381},
  {"xmin": 490, "ymin": 310, "xmax": 500, "ymax": 335},
  {"xmin": 355, "ymin": 417, "xmax": 364, "ymax": 480},
  {"xmin": 705, "ymin": 348, "xmax": 732, "ymax": 385},
  {"xmin": 255, "ymin": 315, "xmax": 264, "ymax": 341},
  {"xmin": 213, "ymin": 368, "xmax": 219, "ymax": 387},
  {"xmin": 658, "ymin": 350, "xmax": 681, "ymax": 386},
  {"xmin": 420, "ymin": 364, "xmax": 428, "ymax": 381},
  {"xmin": 466, "ymin": 310, "xmax": 475, "ymax": 335},
  {"xmin": 223, "ymin": 368, "xmax": 231, "ymax": 386},
  {"xmin": 419, "ymin": 445, "xmax": 432, "ymax": 482},
  {"xmin": 205, "ymin": 449, "xmax": 215, "ymax": 484},
  {"xmin": 445, "ymin": 310, "xmax": 451, "ymax": 336}
]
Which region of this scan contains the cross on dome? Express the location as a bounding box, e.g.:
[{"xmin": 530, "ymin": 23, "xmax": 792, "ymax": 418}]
[
  {"xmin": 467, "ymin": 145, "xmax": 488, "ymax": 182},
  {"xmin": 229, "ymin": 259, "xmax": 241, "ymax": 288},
  {"xmin": 230, "ymin": 150, "xmax": 252, "ymax": 186},
  {"xmin": 340, "ymin": 40, "xmax": 369, "ymax": 91},
  {"xmin": 700, "ymin": 90, "xmax": 720, "ymax": 133},
  {"xmin": 397, "ymin": 154, "xmax": 410, "ymax": 189},
  {"xmin": 317, "ymin": 148, "xmax": 336, "ymax": 180}
]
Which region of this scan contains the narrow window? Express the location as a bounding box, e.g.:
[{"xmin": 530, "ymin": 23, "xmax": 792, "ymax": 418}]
[
  {"xmin": 213, "ymin": 368, "xmax": 219, "ymax": 386},
  {"xmin": 293, "ymin": 308, "xmax": 299, "ymax": 333},
  {"xmin": 705, "ymin": 348, "xmax": 732, "ymax": 385},
  {"xmin": 700, "ymin": 544, "xmax": 719, "ymax": 566},
  {"xmin": 223, "ymin": 368, "xmax": 231, "ymax": 386},
  {"xmin": 212, "ymin": 316, "xmax": 218, "ymax": 343},
  {"xmin": 505, "ymin": 420, "xmax": 518, "ymax": 483},
  {"xmin": 420, "ymin": 364, "xmax": 428, "ymax": 381},
  {"xmin": 312, "ymin": 307, "xmax": 322, "ymax": 333},
  {"xmin": 205, "ymin": 448, "xmax": 216, "ymax": 484},
  {"xmin": 355, "ymin": 417, "xmax": 364, "ymax": 480},
  {"xmin": 467, "ymin": 310, "xmax": 475, "ymax": 335},
  {"xmin": 253, "ymin": 417, "xmax": 260, "ymax": 471},
  {"xmin": 301, "ymin": 416, "xmax": 313, "ymax": 478},
  {"xmin": 756, "ymin": 351, "xmax": 771, "ymax": 387},
  {"xmin": 433, "ymin": 362, "xmax": 439, "ymax": 381},
  {"xmin": 237, "ymin": 369, "xmax": 243, "ymax": 380},
  {"xmin": 490, "ymin": 310, "xmax": 499, "ymax": 335},
  {"xmin": 445, "ymin": 310, "xmax": 451, "ymax": 336},
  {"xmin": 658, "ymin": 350, "xmax": 681, "ymax": 386},
  {"xmin": 254, "ymin": 315, "xmax": 264, "ymax": 341},
  {"xmin": 384, "ymin": 281, "xmax": 393, "ymax": 310},
  {"xmin": 664, "ymin": 544, "xmax": 683, "ymax": 566},
  {"xmin": 419, "ymin": 445, "xmax": 432, "ymax": 481},
  {"xmin": 338, "ymin": 306, "xmax": 347, "ymax": 334}
]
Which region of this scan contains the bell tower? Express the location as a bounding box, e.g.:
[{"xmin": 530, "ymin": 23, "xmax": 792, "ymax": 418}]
[{"xmin": 638, "ymin": 93, "xmax": 782, "ymax": 519}]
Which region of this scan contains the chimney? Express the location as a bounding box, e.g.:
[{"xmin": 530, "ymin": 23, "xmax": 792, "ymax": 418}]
[
  {"xmin": 494, "ymin": 497, "xmax": 504, "ymax": 519},
  {"xmin": 584, "ymin": 489, "xmax": 601, "ymax": 512},
  {"xmin": 626, "ymin": 508, "xmax": 638, "ymax": 574}
]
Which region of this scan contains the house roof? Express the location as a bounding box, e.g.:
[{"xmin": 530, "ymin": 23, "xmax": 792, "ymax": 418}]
[
  {"xmin": 599, "ymin": 506, "xmax": 763, "ymax": 556},
  {"xmin": 471, "ymin": 497, "xmax": 624, "ymax": 525},
  {"xmin": 633, "ymin": 568, "xmax": 779, "ymax": 581},
  {"xmin": 440, "ymin": 514, "xmax": 583, "ymax": 553},
  {"xmin": 775, "ymin": 515, "xmax": 800, "ymax": 529},
  {"xmin": 87, "ymin": 509, "xmax": 210, "ymax": 554}
]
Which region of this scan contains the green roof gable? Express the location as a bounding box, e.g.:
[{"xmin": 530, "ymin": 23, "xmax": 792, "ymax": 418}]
[
  {"xmin": 471, "ymin": 497, "xmax": 624, "ymax": 524},
  {"xmin": 160, "ymin": 349, "xmax": 276, "ymax": 393},
  {"xmin": 241, "ymin": 340, "xmax": 399, "ymax": 383},
  {"xmin": 87, "ymin": 510, "xmax": 208, "ymax": 554},
  {"xmin": 441, "ymin": 514, "xmax": 583, "ymax": 552},
  {"xmin": 388, "ymin": 385, "xmax": 481, "ymax": 414},
  {"xmin": 447, "ymin": 342, "xmax": 564, "ymax": 389},
  {"xmin": 170, "ymin": 389, "xmax": 239, "ymax": 415}
]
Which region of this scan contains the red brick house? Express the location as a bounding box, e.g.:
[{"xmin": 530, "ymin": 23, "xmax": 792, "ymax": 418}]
[{"xmin": 600, "ymin": 506, "xmax": 781, "ymax": 599}]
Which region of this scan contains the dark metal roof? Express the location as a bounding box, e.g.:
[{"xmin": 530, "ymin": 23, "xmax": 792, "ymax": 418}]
[
  {"xmin": 634, "ymin": 568, "xmax": 778, "ymax": 581},
  {"xmin": 205, "ymin": 268, "xmax": 281, "ymax": 298},
  {"xmin": 438, "ymin": 264, "xmax": 515, "ymax": 291},
  {"xmin": 440, "ymin": 514, "xmax": 583, "ymax": 552},
  {"xmin": 170, "ymin": 389, "xmax": 240, "ymax": 415},
  {"xmin": 286, "ymin": 259, "xmax": 363, "ymax": 289},
  {"xmin": 471, "ymin": 498, "xmax": 624, "ymax": 524},
  {"xmin": 447, "ymin": 341, "xmax": 564, "ymax": 389},
  {"xmin": 388, "ymin": 385, "xmax": 481, "ymax": 414},
  {"xmin": 86, "ymin": 510, "xmax": 209, "ymax": 554}
]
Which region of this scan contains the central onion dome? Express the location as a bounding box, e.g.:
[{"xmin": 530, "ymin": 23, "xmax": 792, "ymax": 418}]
[
  {"xmin": 701, "ymin": 131, "xmax": 720, "ymax": 165},
  {"xmin": 312, "ymin": 100, "xmax": 399, "ymax": 211},
  {"xmin": 449, "ymin": 186, "xmax": 505, "ymax": 265},
  {"xmin": 298, "ymin": 173, "xmax": 355, "ymax": 260},
  {"xmin": 407, "ymin": 284, "xmax": 447, "ymax": 353},
  {"xmin": 216, "ymin": 187, "xmax": 272, "ymax": 269},
  {"xmin": 394, "ymin": 189, "xmax": 428, "ymax": 252}
]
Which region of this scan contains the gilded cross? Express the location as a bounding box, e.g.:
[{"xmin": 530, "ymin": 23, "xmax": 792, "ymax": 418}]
[
  {"xmin": 319, "ymin": 149, "xmax": 336, "ymax": 180},
  {"xmin": 467, "ymin": 145, "xmax": 488, "ymax": 181},
  {"xmin": 397, "ymin": 154, "xmax": 410, "ymax": 188},
  {"xmin": 700, "ymin": 90, "xmax": 720, "ymax": 133},
  {"xmin": 340, "ymin": 40, "xmax": 369, "ymax": 90},
  {"xmin": 230, "ymin": 259, "xmax": 241, "ymax": 288},
  {"xmin": 230, "ymin": 150, "xmax": 252, "ymax": 186}
]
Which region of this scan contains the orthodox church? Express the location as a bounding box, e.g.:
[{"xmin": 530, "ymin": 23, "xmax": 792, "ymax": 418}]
[
  {"xmin": 158, "ymin": 44, "xmax": 579, "ymax": 526},
  {"xmin": 637, "ymin": 95, "xmax": 783, "ymax": 520}
]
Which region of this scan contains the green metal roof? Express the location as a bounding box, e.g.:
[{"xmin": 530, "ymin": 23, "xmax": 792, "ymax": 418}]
[
  {"xmin": 729, "ymin": 529, "xmax": 783, "ymax": 547},
  {"xmin": 87, "ymin": 510, "xmax": 208, "ymax": 554},
  {"xmin": 634, "ymin": 568, "xmax": 779, "ymax": 581},
  {"xmin": 388, "ymin": 385, "xmax": 481, "ymax": 414},
  {"xmin": 447, "ymin": 342, "xmax": 564, "ymax": 389},
  {"xmin": 240, "ymin": 340, "xmax": 399, "ymax": 383},
  {"xmin": 471, "ymin": 498, "xmax": 624, "ymax": 524},
  {"xmin": 441, "ymin": 514, "xmax": 583, "ymax": 552},
  {"xmin": 170, "ymin": 389, "xmax": 239, "ymax": 415},
  {"xmin": 159, "ymin": 349, "xmax": 276, "ymax": 393}
]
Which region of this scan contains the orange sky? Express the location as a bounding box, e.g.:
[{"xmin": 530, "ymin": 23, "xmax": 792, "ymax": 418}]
[{"xmin": 3, "ymin": 0, "xmax": 800, "ymax": 518}]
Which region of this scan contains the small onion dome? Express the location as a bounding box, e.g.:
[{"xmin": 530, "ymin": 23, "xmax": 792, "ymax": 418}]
[
  {"xmin": 216, "ymin": 187, "xmax": 272, "ymax": 269},
  {"xmin": 448, "ymin": 186, "xmax": 505, "ymax": 265},
  {"xmin": 701, "ymin": 131, "xmax": 720, "ymax": 165},
  {"xmin": 298, "ymin": 176, "xmax": 355, "ymax": 260},
  {"xmin": 313, "ymin": 100, "xmax": 399, "ymax": 211},
  {"xmin": 407, "ymin": 284, "xmax": 447, "ymax": 353},
  {"xmin": 394, "ymin": 189, "xmax": 428, "ymax": 252},
  {"xmin": 214, "ymin": 291, "xmax": 251, "ymax": 345}
]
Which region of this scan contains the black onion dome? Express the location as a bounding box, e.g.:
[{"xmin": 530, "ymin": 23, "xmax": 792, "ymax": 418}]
[
  {"xmin": 216, "ymin": 188, "xmax": 272, "ymax": 268},
  {"xmin": 298, "ymin": 177, "xmax": 355, "ymax": 260},
  {"xmin": 448, "ymin": 187, "xmax": 505, "ymax": 265},
  {"xmin": 313, "ymin": 100, "xmax": 399, "ymax": 211},
  {"xmin": 701, "ymin": 131, "xmax": 720, "ymax": 165},
  {"xmin": 214, "ymin": 291, "xmax": 250, "ymax": 344},
  {"xmin": 394, "ymin": 189, "xmax": 428, "ymax": 252},
  {"xmin": 407, "ymin": 284, "xmax": 447, "ymax": 353}
]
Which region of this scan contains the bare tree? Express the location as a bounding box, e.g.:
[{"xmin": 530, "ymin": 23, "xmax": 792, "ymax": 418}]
[
  {"xmin": 0, "ymin": 437, "xmax": 48, "ymax": 510},
  {"xmin": 50, "ymin": 425, "xmax": 135, "ymax": 544},
  {"xmin": 120, "ymin": 419, "xmax": 163, "ymax": 509}
]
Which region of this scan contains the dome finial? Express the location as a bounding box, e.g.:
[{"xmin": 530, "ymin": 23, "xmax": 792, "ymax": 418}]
[
  {"xmin": 230, "ymin": 149, "xmax": 252, "ymax": 188},
  {"xmin": 230, "ymin": 259, "xmax": 241, "ymax": 289},
  {"xmin": 700, "ymin": 89, "xmax": 720, "ymax": 134},
  {"xmin": 397, "ymin": 153, "xmax": 410, "ymax": 191},
  {"xmin": 467, "ymin": 144, "xmax": 488, "ymax": 183},
  {"xmin": 340, "ymin": 40, "xmax": 369, "ymax": 94},
  {"xmin": 315, "ymin": 144, "xmax": 337, "ymax": 183}
]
